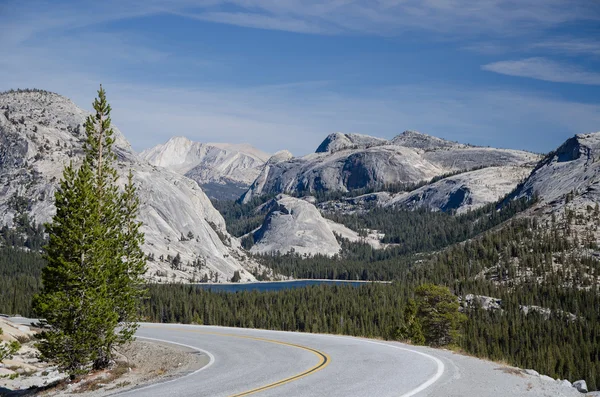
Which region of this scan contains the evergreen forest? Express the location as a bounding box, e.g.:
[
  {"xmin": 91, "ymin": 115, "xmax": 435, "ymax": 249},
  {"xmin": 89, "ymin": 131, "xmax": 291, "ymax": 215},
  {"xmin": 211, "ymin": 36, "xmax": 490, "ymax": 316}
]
[{"xmin": 1, "ymin": 193, "xmax": 599, "ymax": 388}]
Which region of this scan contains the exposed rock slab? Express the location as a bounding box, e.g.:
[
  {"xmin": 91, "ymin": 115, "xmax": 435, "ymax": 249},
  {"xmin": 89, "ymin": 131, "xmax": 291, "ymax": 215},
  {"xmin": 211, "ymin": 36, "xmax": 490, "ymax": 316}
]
[
  {"xmin": 515, "ymin": 132, "xmax": 600, "ymax": 206},
  {"xmin": 250, "ymin": 195, "xmax": 380, "ymax": 257},
  {"xmin": 319, "ymin": 166, "xmax": 532, "ymax": 214},
  {"xmin": 251, "ymin": 195, "xmax": 343, "ymax": 257},
  {"xmin": 386, "ymin": 166, "xmax": 532, "ymax": 213}
]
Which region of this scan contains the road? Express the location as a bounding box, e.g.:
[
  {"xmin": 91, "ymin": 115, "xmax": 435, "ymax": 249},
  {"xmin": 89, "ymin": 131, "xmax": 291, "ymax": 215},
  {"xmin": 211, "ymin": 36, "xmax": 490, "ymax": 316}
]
[
  {"xmin": 8, "ymin": 318, "xmax": 583, "ymax": 396},
  {"xmin": 120, "ymin": 323, "xmax": 444, "ymax": 397}
]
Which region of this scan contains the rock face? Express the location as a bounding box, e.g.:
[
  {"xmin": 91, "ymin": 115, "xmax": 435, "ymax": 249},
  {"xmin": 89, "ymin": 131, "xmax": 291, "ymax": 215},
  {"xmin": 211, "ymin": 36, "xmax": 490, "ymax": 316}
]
[
  {"xmin": 250, "ymin": 195, "xmax": 379, "ymax": 257},
  {"xmin": 0, "ymin": 89, "xmax": 259, "ymax": 283},
  {"xmin": 241, "ymin": 131, "xmax": 538, "ymax": 203},
  {"xmin": 461, "ymin": 294, "xmax": 503, "ymax": 311},
  {"xmin": 390, "ymin": 130, "xmax": 465, "ymax": 150},
  {"xmin": 141, "ymin": 137, "xmax": 270, "ymax": 200},
  {"xmin": 515, "ymin": 132, "xmax": 600, "ymax": 206},
  {"xmin": 386, "ymin": 166, "xmax": 532, "ymax": 213},
  {"xmin": 318, "ymin": 166, "xmax": 532, "ymax": 214},
  {"xmin": 250, "ymin": 195, "xmax": 343, "ymax": 257},
  {"xmin": 315, "ymin": 132, "xmax": 388, "ymax": 153}
]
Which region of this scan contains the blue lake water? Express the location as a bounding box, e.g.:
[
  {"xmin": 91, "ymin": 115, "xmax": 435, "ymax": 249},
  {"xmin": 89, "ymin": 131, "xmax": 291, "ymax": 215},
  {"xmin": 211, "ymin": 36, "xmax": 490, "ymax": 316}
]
[{"xmin": 194, "ymin": 280, "xmax": 375, "ymax": 293}]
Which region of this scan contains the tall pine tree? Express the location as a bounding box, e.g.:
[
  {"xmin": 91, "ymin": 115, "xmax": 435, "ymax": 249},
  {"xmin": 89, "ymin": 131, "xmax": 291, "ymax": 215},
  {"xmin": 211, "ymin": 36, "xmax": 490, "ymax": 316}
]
[{"xmin": 33, "ymin": 86, "xmax": 146, "ymax": 375}]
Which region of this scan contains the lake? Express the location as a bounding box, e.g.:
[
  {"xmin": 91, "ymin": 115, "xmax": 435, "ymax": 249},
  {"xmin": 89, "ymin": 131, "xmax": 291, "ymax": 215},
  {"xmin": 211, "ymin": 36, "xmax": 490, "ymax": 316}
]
[{"xmin": 194, "ymin": 279, "xmax": 380, "ymax": 293}]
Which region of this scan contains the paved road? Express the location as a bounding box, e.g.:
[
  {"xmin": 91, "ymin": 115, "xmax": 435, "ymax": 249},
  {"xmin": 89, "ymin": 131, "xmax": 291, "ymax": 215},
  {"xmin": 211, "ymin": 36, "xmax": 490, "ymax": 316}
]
[
  {"xmin": 119, "ymin": 323, "xmax": 444, "ymax": 397},
  {"xmin": 10, "ymin": 318, "xmax": 582, "ymax": 396}
]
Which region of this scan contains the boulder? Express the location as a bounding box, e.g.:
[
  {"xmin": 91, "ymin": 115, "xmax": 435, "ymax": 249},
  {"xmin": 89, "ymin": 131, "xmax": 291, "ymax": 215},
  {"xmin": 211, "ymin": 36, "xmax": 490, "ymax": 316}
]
[{"xmin": 572, "ymin": 380, "xmax": 588, "ymax": 393}]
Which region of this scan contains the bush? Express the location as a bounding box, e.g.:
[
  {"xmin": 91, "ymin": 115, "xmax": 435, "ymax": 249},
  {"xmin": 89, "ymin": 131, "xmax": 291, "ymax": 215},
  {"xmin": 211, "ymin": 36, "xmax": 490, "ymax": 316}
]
[{"xmin": 0, "ymin": 329, "xmax": 21, "ymax": 362}]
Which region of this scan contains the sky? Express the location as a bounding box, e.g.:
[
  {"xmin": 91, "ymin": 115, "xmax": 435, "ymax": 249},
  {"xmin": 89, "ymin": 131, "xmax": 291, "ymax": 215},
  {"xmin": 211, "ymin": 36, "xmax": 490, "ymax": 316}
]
[{"xmin": 1, "ymin": 0, "xmax": 599, "ymax": 155}]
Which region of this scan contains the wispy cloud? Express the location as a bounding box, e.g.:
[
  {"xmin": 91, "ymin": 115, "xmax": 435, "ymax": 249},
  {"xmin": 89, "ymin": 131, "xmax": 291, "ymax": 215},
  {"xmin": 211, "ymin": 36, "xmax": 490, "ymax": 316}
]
[
  {"xmin": 482, "ymin": 57, "xmax": 600, "ymax": 85},
  {"xmin": 530, "ymin": 38, "xmax": 600, "ymax": 56},
  {"xmin": 1, "ymin": 0, "xmax": 598, "ymax": 156},
  {"xmin": 3, "ymin": 44, "xmax": 599, "ymax": 156},
  {"xmin": 3, "ymin": 0, "xmax": 599, "ymax": 40},
  {"xmin": 179, "ymin": 11, "xmax": 337, "ymax": 34},
  {"xmin": 104, "ymin": 82, "xmax": 600, "ymax": 155}
]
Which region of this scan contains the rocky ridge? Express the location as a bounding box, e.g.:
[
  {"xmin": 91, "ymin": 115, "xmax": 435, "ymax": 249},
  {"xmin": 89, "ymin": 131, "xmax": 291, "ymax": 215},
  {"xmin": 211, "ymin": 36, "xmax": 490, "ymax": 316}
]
[
  {"xmin": 0, "ymin": 90, "xmax": 260, "ymax": 283},
  {"xmin": 515, "ymin": 132, "xmax": 600, "ymax": 207},
  {"xmin": 512, "ymin": 131, "xmax": 600, "ymax": 259},
  {"xmin": 241, "ymin": 131, "xmax": 539, "ymax": 203}
]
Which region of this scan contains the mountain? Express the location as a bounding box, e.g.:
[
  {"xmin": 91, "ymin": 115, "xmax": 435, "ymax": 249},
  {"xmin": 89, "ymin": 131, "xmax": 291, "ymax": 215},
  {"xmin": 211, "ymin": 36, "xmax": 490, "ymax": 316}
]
[
  {"xmin": 0, "ymin": 89, "xmax": 261, "ymax": 283},
  {"xmin": 514, "ymin": 132, "xmax": 600, "ymax": 207},
  {"xmin": 248, "ymin": 195, "xmax": 382, "ymax": 257},
  {"xmin": 141, "ymin": 137, "xmax": 270, "ymax": 200},
  {"xmin": 241, "ymin": 131, "xmax": 539, "ymax": 203}
]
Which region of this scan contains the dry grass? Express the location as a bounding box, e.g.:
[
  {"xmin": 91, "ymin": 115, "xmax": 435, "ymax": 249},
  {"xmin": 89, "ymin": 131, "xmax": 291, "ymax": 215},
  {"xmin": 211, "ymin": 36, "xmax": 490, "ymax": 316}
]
[
  {"xmin": 494, "ymin": 367, "xmax": 525, "ymax": 377},
  {"xmin": 74, "ymin": 362, "xmax": 132, "ymax": 393},
  {"xmin": 14, "ymin": 335, "xmax": 34, "ymax": 344}
]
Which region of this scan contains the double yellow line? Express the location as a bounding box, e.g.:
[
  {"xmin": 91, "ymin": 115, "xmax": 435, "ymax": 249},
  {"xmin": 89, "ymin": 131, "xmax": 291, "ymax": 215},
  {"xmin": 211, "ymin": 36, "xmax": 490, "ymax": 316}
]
[
  {"xmin": 227, "ymin": 333, "xmax": 330, "ymax": 397},
  {"xmin": 146, "ymin": 326, "xmax": 331, "ymax": 396}
]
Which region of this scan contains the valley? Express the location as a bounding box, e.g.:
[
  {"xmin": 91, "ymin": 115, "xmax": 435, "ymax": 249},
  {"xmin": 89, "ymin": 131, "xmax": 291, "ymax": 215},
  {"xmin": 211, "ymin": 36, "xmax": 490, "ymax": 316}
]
[{"xmin": 1, "ymin": 89, "xmax": 599, "ymax": 394}]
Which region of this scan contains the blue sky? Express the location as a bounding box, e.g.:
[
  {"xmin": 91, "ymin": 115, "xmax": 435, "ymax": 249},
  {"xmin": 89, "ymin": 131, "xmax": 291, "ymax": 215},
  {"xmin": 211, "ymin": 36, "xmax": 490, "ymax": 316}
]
[{"xmin": 1, "ymin": 1, "xmax": 599, "ymax": 155}]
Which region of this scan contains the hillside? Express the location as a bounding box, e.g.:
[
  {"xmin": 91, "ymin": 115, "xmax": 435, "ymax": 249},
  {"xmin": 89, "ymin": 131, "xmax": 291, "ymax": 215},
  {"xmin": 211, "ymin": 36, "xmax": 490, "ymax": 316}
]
[
  {"xmin": 0, "ymin": 89, "xmax": 261, "ymax": 283},
  {"xmin": 247, "ymin": 195, "xmax": 382, "ymax": 257}
]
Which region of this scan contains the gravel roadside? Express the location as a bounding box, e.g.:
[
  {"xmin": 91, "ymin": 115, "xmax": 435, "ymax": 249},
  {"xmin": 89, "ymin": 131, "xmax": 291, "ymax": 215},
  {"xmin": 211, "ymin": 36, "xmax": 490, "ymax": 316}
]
[{"xmin": 1, "ymin": 339, "xmax": 210, "ymax": 397}]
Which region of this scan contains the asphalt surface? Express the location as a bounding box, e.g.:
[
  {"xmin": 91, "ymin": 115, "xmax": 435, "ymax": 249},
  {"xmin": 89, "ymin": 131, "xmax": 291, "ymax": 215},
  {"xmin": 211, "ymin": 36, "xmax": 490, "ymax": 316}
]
[
  {"xmin": 9, "ymin": 318, "xmax": 584, "ymax": 397},
  {"xmin": 118, "ymin": 323, "xmax": 444, "ymax": 397}
]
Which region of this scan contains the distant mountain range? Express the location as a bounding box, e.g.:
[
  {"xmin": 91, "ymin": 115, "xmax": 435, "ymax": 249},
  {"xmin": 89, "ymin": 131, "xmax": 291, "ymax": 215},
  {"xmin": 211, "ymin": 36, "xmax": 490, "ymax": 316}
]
[
  {"xmin": 240, "ymin": 130, "xmax": 539, "ymax": 204},
  {"xmin": 141, "ymin": 137, "xmax": 271, "ymax": 200}
]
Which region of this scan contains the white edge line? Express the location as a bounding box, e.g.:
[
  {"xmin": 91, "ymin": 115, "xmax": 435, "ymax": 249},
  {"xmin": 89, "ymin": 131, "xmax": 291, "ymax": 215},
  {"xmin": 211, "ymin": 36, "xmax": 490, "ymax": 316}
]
[
  {"xmin": 115, "ymin": 336, "xmax": 215, "ymax": 396},
  {"xmin": 360, "ymin": 340, "xmax": 445, "ymax": 397}
]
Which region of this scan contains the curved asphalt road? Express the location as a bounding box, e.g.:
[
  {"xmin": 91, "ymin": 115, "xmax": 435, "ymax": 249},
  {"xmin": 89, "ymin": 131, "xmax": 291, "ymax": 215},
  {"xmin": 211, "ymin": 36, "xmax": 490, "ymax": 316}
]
[
  {"xmin": 9, "ymin": 317, "xmax": 580, "ymax": 396},
  {"xmin": 118, "ymin": 323, "xmax": 444, "ymax": 397}
]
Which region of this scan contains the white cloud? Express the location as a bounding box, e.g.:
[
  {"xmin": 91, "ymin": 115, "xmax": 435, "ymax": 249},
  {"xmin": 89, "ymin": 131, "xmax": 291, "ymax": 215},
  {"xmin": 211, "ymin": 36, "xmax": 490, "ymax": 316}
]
[
  {"xmin": 178, "ymin": 11, "xmax": 336, "ymax": 34},
  {"xmin": 482, "ymin": 57, "xmax": 600, "ymax": 85},
  {"xmin": 530, "ymin": 38, "xmax": 600, "ymax": 56},
  {"xmin": 102, "ymin": 83, "xmax": 600, "ymax": 155}
]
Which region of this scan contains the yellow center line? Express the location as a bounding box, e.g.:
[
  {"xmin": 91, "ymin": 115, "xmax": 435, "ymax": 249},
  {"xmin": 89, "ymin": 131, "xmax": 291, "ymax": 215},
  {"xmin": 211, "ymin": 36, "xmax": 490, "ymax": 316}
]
[{"xmin": 144, "ymin": 326, "xmax": 331, "ymax": 397}]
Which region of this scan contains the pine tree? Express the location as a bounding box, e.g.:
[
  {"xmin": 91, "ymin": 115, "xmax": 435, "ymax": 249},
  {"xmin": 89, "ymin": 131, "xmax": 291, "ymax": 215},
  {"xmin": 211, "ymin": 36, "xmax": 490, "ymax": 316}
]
[
  {"xmin": 33, "ymin": 86, "xmax": 146, "ymax": 376},
  {"xmin": 414, "ymin": 284, "xmax": 466, "ymax": 347}
]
